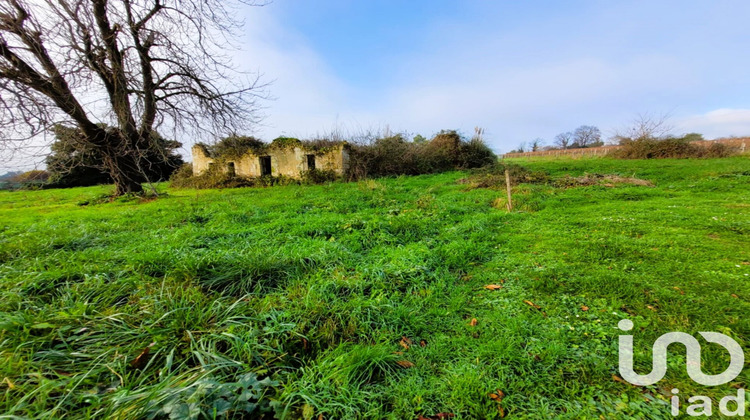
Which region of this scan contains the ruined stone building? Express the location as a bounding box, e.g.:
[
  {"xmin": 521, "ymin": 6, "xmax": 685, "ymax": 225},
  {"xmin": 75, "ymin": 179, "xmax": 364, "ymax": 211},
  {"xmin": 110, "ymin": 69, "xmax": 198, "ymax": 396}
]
[{"xmin": 192, "ymin": 141, "xmax": 350, "ymax": 178}]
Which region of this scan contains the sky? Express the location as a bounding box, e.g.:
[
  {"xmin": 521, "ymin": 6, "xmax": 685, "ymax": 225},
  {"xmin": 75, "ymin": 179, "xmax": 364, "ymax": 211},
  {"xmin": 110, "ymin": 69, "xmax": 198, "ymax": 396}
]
[
  {"xmin": 233, "ymin": 0, "xmax": 750, "ymax": 153},
  {"xmin": 2, "ymin": 0, "xmax": 749, "ymax": 173}
]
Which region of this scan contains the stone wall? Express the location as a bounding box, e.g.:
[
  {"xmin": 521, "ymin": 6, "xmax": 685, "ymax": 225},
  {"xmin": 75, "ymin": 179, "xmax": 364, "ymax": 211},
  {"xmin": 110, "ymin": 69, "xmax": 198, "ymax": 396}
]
[
  {"xmin": 191, "ymin": 143, "xmax": 350, "ymax": 178},
  {"xmin": 192, "ymin": 144, "xmax": 214, "ymax": 174}
]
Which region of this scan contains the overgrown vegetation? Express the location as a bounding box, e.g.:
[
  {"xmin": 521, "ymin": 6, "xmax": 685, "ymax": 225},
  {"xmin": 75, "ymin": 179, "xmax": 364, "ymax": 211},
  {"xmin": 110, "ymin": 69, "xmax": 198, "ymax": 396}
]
[
  {"xmin": 614, "ymin": 135, "xmax": 738, "ymax": 159},
  {"xmin": 344, "ymin": 130, "xmax": 496, "ymax": 180},
  {"xmin": 458, "ymin": 163, "xmax": 653, "ymax": 190},
  {"xmin": 0, "ymin": 170, "xmax": 50, "ymax": 190},
  {"xmin": 170, "ymin": 163, "xmax": 299, "ymax": 189},
  {"xmin": 45, "ymin": 124, "xmax": 184, "ymax": 188},
  {"xmin": 176, "ymin": 130, "xmax": 496, "ymax": 189},
  {"xmin": 1, "ymin": 156, "xmax": 748, "ymax": 418}
]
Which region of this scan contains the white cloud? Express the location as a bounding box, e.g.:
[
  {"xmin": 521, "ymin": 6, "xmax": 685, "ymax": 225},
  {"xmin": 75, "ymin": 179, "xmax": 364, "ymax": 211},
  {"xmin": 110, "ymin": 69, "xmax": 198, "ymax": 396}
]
[
  {"xmin": 234, "ymin": 9, "xmax": 374, "ymax": 140},
  {"xmin": 676, "ymin": 109, "xmax": 750, "ymax": 139},
  {"xmin": 374, "ymin": 53, "xmax": 693, "ymax": 150}
]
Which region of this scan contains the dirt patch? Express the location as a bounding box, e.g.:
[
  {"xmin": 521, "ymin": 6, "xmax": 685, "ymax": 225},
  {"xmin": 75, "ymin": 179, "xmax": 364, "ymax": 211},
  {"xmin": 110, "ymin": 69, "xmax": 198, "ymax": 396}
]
[
  {"xmin": 459, "ymin": 167, "xmax": 652, "ymax": 189},
  {"xmin": 553, "ymin": 174, "xmax": 653, "ymax": 188}
]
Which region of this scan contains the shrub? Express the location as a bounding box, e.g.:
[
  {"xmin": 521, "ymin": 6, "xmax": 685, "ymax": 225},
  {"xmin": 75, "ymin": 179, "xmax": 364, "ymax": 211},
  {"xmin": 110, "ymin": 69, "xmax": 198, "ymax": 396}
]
[
  {"xmin": 345, "ymin": 130, "xmax": 497, "ymax": 180},
  {"xmin": 9, "ymin": 170, "xmax": 49, "ymax": 184},
  {"xmin": 703, "ymin": 142, "xmax": 734, "ymax": 158},
  {"xmin": 46, "ymin": 124, "xmax": 183, "ymax": 187},
  {"xmin": 170, "ymin": 163, "xmax": 308, "ymax": 189},
  {"xmin": 207, "ymin": 135, "xmax": 265, "ymax": 159},
  {"xmin": 301, "ymin": 169, "xmax": 339, "ymax": 184},
  {"xmin": 270, "ymin": 136, "xmax": 302, "ymax": 150},
  {"xmin": 614, "ymin": 136, "xmax": 739, "ymax": 159},
  {"xmin": 458, "ymin": 138, "xmax": 497, "ymax": 169},
  {"xmin": 421, "ymin": 130, "xmax": 461, "ymax": 171},
  {"xmin": 170, "ymin": 163, "xmax": 257, "ymax": 189}
]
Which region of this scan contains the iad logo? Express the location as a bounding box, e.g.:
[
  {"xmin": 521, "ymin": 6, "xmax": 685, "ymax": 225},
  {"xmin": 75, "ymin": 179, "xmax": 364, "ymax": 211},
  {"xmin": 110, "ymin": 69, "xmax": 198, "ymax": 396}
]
[
  {"xmin": 617, "ymin": 319, "xmax": 744, "ymax": 386},
  {"xmin": 617, "ymin": 319, "xmax": 747, "ymax": 417}
]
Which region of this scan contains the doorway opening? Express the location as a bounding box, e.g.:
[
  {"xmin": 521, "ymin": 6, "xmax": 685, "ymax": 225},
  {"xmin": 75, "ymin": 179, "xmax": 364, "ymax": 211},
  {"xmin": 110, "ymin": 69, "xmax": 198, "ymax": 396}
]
[
  {"xmin": 260, "ymin": 156, "xmax": 272, "ymax": 176},
  {"xmin": 306, "ymin": 154, "xmax": 316, "ymax": 171}
]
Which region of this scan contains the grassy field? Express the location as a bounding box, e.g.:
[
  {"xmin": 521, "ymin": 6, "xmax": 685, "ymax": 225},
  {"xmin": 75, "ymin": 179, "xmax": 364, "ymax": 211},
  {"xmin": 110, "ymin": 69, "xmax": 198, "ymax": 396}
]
[{"xmin": 0, "ymin": 156, "xmax": 749, "ymax": 419}]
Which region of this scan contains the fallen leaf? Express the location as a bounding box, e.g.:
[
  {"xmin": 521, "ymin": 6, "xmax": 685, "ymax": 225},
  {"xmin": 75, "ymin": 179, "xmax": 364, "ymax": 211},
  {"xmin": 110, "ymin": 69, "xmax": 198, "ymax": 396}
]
[
  {"xmin": 399, "ymin": 336, "xmax": 413, "ymax": 350},
  {"xmin": 581, "ymin": 305, "xmax": 589, "ymax": 311},
  {"xmin": 2, "ymin": 377, "xmax": 14, "ymax": 389},
  {"xmin": 498, "ymin": 406, "xmax": 506, "ymax": 417},
  {"xmin": 469, "ymin": 318, "xmax": 478, "ymax": 326},
  {"xmin": 396, "ymin": 360, "xmax": 415, "ymax": 368},
  {"xmin": 318, "ymin": 414, "xmax": 324, "ymax": 420},
  {"xmin": 741, "ymin": 261, "xmax": 749, "ymax": 265},
  {"xmin": 489, "ymin": 389, "xmax": 505, "ymax": 402},
  {"xmin": 672, "ymin": 286, "xmax": 685, "ymax": 295},
  {"xmin": 419, "ymin": 339, "xmax": 427, "ymax": 347},
  {"xmin": 523, "ymin": 300, "xmax": 541, "ymax": 310},
  {"xmin": 130, "ymin": 343, "xmax": 155, "ymax": 369},
  {"xmin": 731, "ymin": 294, "xmax": 739, "ymax": 299},
  {"xmin": 646, "ymin": 305, "xmax": 657, "ymax": 311},
  {"xmin": 484, "ymin": 284, "xmax": 503, "ymax": 290},
  {"xmin": 612, "ymin": 374, "xmax": 634, "ymax": 386}
]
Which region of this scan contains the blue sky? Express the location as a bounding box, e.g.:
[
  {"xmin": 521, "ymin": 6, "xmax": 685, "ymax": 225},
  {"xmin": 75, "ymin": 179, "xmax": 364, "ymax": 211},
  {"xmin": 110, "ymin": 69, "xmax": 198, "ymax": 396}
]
[{"xmin": 234, "ymin": 0, "xmax": 750, "ymax": 152}]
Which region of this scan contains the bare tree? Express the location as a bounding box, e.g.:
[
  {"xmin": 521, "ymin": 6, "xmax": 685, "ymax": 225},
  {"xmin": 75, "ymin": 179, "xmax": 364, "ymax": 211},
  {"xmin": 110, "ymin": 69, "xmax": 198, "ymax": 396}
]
[
  {"xmin": 553, "ymin": 131, "xmax": 572, "ymax": 149},
  {"xmin": 572, "ymin": 125, "xmax": 602, "ymax": 148},
  {"xmin": 530, "ymin": 138, "xmax": 543, "ymax": 152},
  {"xmin": 0, "ymin": 0, "xmax": 264, "ymax": 195},
  {"xmin": 613, "ymin": 112, "xmax": 673, "ymax": 144},
  {"xmin": 512, "ymin": 141, "xmax": 526, "ymax": 153}
]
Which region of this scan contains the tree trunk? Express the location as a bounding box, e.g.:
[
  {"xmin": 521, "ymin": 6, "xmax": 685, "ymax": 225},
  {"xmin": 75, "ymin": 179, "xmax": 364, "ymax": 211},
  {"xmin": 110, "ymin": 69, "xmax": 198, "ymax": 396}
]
[
  {"xmin": 109, "ymin": 164, "xmax": 144, "ymax": 195},
  {"xmin": 102, "ymin": 148, "xmax": 144, "ymax": 196},
  {"xmin": 113, "ymin": 173, "xmax": 144, "ymax": 195}
]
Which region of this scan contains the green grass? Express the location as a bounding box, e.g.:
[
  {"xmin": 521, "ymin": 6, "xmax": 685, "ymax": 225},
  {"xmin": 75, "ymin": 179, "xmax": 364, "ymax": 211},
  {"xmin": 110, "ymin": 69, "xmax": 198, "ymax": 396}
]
[{"xmin": 0, "ymin": 156, "xmax": 749, "ymax": 419}]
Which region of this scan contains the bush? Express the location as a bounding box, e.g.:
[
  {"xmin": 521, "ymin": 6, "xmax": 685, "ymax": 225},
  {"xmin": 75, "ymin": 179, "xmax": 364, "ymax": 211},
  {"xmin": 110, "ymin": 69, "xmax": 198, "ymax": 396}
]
[
  {"xmin": 207, "ymin": 135, "xmax": 265, "ymax": 159},
  {"xmin": 46, "ymin": 124, "xmax": 183, "ymax": 188},
  {"xmin": 170, "ymin": 163, "xmax": 257, "ymax": 189},
  {"xmin": 703, "ymin": 142, "xmax": 735, "ymax": 158},
  {"xmin": 614, "ymin": 136, "xmax": 739, "ymax": 159},
  {"xmin": 458, "ymin": 138, "xmax": 497, "ymax": 169},
  {"xmin": 0, "ymin": 170, "xmax": 50, "ymax": 190},
  {"xmin": 345, "ymin": 130, "xmax": 497, "ymax": 180},
  {"xmin": 301, "ymin": 169, "xmax": 338, "ymax": 184},
  {"xmin": 9, "ymin": 170, "xmax": 49, "ymax": 184},
  {"xmin": 170, "ymin": 163, "xmax": 315, "ymax": 189}
]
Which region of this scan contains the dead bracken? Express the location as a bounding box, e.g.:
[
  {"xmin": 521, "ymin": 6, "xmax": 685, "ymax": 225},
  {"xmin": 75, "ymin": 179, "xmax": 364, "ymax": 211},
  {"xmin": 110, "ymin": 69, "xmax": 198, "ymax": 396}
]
[{"xmin": 554, "ymin": 173, "xmax": 653, "ymax": 188}]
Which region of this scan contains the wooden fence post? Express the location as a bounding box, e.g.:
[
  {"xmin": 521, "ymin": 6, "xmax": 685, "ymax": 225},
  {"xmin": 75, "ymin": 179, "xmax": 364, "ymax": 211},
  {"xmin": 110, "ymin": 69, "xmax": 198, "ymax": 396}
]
[{"xmin": 504, "ymin": 168, "xmax": 513, "ymax": 212}]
